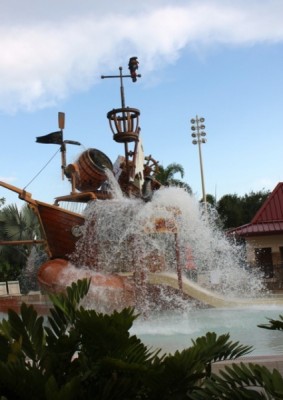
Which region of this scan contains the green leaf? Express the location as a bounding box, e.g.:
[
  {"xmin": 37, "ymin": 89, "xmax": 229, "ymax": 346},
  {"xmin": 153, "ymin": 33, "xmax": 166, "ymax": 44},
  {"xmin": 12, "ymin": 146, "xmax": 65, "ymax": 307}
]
[
  {"xmin": 45, "ymin": 375, "xmax": 81, "ymax": 400},
  {"xmin": 258, "ymin": 315, "xmax": 283, "ymax": 331}
]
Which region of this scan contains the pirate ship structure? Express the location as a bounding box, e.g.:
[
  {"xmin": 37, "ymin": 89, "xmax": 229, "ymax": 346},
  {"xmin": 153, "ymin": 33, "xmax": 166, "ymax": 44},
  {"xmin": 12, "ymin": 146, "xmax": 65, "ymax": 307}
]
[{"xmin": 0, "ymin": 58, "xmax": 192, "ymax": 311}]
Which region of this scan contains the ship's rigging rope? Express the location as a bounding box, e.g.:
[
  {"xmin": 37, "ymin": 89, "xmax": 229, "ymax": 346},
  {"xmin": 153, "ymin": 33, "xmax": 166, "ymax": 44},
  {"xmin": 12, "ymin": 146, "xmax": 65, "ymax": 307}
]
[{"xmin": 23, "ymin": 148, "xmax": 61, "ymax": 190}]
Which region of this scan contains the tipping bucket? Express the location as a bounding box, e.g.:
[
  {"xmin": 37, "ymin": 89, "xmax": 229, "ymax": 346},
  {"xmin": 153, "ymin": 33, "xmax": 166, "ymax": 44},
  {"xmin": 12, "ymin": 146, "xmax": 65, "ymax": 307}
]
[{"xmin": 75, "ymin": 148, "xmax": 113, "ymax": 192}]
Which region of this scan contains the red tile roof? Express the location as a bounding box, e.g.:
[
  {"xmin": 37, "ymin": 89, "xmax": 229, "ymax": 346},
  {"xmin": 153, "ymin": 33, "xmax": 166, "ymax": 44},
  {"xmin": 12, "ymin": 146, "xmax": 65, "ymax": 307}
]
[{"xmin": 229, "ymin": 183, "xmax": 283, "ymax": 237}]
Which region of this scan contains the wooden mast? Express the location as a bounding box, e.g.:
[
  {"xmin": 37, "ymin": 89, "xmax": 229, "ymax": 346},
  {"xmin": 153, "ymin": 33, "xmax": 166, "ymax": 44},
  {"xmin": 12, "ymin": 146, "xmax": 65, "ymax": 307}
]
[{"xmin": 101, "ymin": 58, "xmax": 142, "ymax": 194}]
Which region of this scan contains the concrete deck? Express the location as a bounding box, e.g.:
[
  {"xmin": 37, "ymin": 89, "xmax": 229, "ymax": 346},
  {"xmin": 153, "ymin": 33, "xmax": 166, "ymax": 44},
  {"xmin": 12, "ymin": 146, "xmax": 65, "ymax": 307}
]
[{"xmin": 213, "ymin": 354, "xmax": 283, "ymax": 375}]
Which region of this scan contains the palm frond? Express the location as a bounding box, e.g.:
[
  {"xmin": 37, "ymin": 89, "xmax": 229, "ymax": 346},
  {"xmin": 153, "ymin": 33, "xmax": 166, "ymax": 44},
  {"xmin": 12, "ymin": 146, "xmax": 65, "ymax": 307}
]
[{"xmin": 258, "ymin": 315, "xmax": 283, "ymax": 331}]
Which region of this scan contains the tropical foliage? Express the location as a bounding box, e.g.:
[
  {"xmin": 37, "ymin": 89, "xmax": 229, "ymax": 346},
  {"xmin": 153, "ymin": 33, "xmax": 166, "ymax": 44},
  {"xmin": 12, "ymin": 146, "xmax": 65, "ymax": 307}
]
[
  {"xmin": 258, "ymin": 314, "xmax": 283, "ymax": 331},
  {"xmin": 0, "ymin": 203, "xmax": 43, "ymax": 282},
  {"xmin": 0, "ymin": 279, "xmax": 283, "ymax": 399},
  {"xmin": 155, "ymin": 162, "xmax": 192, "ymax": 193},
  {"xmin": 0, "ymin": 203, "xmax": 41, "ymax": 243},
  {"xmin": 203, "ymin": 194, "xmax": 216, "ymax": 206},
  {"xmin": 216, "ymin": 189, "xmax": 270, "ymax": 229}
]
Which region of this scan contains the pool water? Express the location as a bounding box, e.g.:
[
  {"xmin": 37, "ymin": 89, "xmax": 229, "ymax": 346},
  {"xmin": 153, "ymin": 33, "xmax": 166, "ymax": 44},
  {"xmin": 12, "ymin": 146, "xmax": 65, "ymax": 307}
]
[
  {"xmin": 131, "ymin": 307, "xmax": 283, "ymax": 356},
  {"xmin": 2, "ymin": 306, "xmax": 283, "ymax": 356}
]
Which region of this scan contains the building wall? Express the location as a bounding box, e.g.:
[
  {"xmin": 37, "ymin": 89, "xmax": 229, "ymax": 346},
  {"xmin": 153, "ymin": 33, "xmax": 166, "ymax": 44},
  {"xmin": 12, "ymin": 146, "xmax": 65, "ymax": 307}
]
[
  {"xmin": 246, "ymin": 235, "xmax": 283, "ymax": 266},
  {"xmin": 245, "ymin": 235, "xmax": 283, "ymax": 287}
]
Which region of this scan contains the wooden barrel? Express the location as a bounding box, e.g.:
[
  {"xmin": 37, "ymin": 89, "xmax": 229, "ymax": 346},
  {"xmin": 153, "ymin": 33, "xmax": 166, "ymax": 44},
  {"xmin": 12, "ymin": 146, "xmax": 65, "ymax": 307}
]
[{"xmin": 75, "ymin": 148, "xmax": 113, "ymax": 191}]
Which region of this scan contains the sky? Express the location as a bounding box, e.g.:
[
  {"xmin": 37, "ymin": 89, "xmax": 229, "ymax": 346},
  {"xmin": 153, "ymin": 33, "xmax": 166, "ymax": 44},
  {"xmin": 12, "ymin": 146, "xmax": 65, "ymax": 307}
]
[{"xmin": 0, "ymin": 0, "xmax": 282, "ymax": 207}]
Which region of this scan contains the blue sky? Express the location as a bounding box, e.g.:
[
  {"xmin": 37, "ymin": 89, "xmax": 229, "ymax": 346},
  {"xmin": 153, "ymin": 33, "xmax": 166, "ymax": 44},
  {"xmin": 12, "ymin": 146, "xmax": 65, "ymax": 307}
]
[{"xmin": 0, "ymin": 0, "xmax": 282, "ymax": 207}]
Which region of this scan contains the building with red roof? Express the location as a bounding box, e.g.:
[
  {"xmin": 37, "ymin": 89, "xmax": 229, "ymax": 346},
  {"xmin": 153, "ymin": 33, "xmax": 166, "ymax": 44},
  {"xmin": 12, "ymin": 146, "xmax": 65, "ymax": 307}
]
[{"xmin": 229, "ymin": 183, "xmax": 283, "ymax": 286}]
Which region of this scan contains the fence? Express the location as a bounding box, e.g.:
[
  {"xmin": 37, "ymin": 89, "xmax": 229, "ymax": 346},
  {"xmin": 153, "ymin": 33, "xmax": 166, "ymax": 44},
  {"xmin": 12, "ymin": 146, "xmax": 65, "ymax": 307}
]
[{"xmin": 0, "ymin": 281, "xmax": 21, "ymax": 296}]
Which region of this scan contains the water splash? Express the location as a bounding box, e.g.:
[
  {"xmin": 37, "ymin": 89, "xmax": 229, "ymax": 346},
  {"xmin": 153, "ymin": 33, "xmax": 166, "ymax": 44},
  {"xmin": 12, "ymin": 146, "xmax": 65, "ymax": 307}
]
[
  {"xmin": 105, "ymin": 168, "xmax": 124, "ymax": 200},
  {"xmin": 20, "ymin": 248, "xmax": 48, "ymax": 293},
  {"xmin": 68, "ymin": 185, "xmax": 265, "ymax": 313}
]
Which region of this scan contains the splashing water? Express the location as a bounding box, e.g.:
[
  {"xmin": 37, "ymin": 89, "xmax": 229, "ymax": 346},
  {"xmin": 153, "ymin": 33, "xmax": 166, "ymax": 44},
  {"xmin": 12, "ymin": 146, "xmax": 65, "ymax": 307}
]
[{"xmin": 67, "ymin": 184, "xmax": 265, "ymax": 313}]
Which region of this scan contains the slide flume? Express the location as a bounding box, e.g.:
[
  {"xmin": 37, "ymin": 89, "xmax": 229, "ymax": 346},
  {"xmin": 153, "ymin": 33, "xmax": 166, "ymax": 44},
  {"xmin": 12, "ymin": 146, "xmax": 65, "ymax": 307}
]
[{"xmin": 148, "ymin": 272, "xmax": 283, "ymax": 308}]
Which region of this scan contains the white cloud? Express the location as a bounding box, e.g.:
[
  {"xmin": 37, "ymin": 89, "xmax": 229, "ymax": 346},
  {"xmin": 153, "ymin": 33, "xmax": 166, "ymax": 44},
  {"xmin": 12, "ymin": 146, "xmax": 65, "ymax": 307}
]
[
  {"xmin": 0, "ymin": 177, "xmax": 16, "ymax": 183},
  {"xmin": 0, "ymin": 0, "xmax": 282, "ymax": 112}
]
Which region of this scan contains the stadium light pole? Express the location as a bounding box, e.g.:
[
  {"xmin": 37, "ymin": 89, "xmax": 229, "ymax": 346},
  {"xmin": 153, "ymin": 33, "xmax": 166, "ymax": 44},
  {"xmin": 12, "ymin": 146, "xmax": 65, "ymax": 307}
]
[{"xmin": 191, "ymin": 115, "xmax": 207, "ymax": 207}]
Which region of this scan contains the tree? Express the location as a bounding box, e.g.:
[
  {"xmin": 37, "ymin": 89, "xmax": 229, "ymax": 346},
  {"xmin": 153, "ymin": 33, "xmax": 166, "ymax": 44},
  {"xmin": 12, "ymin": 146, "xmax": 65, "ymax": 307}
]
[
  {"xmin": 216, "ymin": 194, "xmax": 243, "ymax": 229},
  {"xmin": 0, "ymin": 203, "xmax": 43, "ymax": 282},
  {"xmin": 155, "ymin": 162, "xmax": 192, "ymax": 193},
  {"xmin": 241, "ymin": 189, "xmax": 270, "ymax": 223},
  {"xmin": 0, "ymin": 279, "xmax": 283, "ymax": 399},
  {"xmin": 216, "ymin": 189, "xmax": 270, "ymax": 230},
  {"xmin": 0, "ymin": 203, "xmax": 41, "ymax": 241},
  {"xmin": 203, "ymin": 194, "xmax": 216, "ymax": 206}
]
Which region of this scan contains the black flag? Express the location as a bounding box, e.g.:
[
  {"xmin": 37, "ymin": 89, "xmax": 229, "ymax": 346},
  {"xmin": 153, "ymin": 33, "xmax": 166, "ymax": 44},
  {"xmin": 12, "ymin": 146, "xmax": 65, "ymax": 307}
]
[{"xmin": 36, "ymin": 131, "xmax": 63, "ymax": 145}]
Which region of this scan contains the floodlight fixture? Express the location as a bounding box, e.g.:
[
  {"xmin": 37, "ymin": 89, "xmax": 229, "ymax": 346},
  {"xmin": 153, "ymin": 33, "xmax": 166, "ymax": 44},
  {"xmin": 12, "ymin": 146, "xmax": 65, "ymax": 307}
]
[{"xmin": 190, "ymin": 115, "xmax": 208, "ymax": 208}]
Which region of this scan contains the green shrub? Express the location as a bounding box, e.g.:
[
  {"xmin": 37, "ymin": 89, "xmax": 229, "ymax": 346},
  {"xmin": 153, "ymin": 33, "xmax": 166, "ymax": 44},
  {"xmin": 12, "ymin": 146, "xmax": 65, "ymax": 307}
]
[{"xmin": 0, "ymin": 279, "xmax": 283, "ymax": 399}]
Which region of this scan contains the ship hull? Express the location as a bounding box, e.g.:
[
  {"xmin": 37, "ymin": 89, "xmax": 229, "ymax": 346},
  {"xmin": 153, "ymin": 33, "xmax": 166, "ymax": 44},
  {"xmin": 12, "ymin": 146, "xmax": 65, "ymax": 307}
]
[
  {"xmin": 35, "ymin": 200, "xmax": 85, "ymax": 259},
  {"xmin": 0, "ymin": 181, "xmax": 86, "ymax": 261}
]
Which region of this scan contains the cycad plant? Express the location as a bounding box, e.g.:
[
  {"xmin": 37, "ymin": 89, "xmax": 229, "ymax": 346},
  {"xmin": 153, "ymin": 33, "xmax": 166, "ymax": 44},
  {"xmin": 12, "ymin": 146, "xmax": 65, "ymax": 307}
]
[{"xmin": 0, "ymin": 279, "xmax": 283, "ymax": 399}]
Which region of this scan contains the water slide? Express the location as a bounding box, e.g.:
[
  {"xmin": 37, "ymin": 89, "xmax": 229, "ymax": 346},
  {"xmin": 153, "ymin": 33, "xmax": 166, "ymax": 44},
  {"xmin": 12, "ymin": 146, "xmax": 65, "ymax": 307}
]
[{"xmin": 148, "ymin": 272, "xmax": 283, "ymax": 308}]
